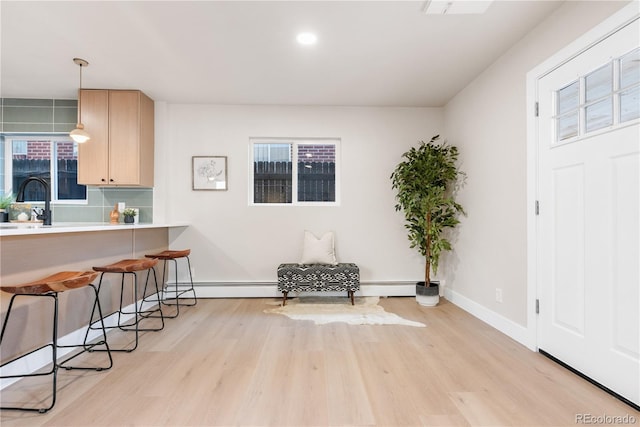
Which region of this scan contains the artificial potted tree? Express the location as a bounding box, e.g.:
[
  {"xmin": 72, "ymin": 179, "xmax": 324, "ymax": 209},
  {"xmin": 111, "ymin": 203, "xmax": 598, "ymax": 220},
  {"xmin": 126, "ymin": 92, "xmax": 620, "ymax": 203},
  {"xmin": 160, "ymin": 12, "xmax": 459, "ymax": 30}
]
[{"xmin": 390, "ymin": 135, "xmax": 465, "ymax": 306}]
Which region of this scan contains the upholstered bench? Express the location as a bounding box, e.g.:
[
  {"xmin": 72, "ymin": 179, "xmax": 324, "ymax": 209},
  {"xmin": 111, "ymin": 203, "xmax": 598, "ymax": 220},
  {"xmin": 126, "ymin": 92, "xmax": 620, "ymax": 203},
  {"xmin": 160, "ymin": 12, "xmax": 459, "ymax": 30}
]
[{"xmin": 277, "ymin": 263, "xmax": 360, "ymax": 306}]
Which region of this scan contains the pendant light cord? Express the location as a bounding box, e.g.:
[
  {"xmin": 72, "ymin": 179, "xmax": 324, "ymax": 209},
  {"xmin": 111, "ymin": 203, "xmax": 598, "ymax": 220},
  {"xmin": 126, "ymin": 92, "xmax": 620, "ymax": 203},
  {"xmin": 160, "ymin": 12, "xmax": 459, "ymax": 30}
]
[
  {"xmin": 70, "ymin": 58, "xmax": 90, "ymax": 143},
  {"xmin": 78, "ymin": 63, "xmax": 83, "ymax": 124}
]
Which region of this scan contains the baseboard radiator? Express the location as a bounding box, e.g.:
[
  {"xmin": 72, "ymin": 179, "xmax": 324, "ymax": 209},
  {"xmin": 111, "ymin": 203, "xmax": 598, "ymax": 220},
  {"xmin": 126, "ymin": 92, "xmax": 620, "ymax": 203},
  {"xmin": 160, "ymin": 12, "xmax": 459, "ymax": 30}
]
[{"xmin": 173, "ymin": 281, "xmax": 417, "ymax": 298}]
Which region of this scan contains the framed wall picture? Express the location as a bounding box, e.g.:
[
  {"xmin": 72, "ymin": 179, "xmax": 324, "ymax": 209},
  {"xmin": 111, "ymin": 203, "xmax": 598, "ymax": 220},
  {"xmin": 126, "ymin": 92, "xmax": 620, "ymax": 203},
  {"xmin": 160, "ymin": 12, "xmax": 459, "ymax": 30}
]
[{"xmin": 192, "ymin": 156, "xmax": 228, "ymax": 190}]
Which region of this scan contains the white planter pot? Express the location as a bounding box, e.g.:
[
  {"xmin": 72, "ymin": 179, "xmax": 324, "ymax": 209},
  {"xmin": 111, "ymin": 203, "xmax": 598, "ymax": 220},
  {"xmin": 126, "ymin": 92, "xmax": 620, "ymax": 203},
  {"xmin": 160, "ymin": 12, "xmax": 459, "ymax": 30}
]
[{"xmin": 416, "ymin": 293, "xmax": 439, "ymax": 307}]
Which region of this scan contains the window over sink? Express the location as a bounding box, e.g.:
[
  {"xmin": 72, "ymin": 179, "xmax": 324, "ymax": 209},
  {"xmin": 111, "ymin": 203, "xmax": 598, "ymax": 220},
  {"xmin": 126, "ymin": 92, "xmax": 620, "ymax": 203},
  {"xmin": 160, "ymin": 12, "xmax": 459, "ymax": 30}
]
[{"xmin": 1, "ymin": 135, "xmax": 87, "ymax": 203}]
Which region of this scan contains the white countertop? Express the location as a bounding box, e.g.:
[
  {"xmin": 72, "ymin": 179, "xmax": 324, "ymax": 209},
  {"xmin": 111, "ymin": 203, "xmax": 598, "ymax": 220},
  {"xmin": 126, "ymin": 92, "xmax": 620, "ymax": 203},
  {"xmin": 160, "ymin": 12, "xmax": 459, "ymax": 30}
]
[{"xmin": 0, "ymin": 222, "xmax": 189, "ymax": 237}]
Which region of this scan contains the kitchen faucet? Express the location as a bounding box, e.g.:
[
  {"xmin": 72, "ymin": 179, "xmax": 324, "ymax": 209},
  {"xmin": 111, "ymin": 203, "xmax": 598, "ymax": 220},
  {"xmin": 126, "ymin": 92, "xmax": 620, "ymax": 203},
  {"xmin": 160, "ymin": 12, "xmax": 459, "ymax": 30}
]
[{"xmin": 16, "ymin": 177, "xmax": 52, "ymax": 226}]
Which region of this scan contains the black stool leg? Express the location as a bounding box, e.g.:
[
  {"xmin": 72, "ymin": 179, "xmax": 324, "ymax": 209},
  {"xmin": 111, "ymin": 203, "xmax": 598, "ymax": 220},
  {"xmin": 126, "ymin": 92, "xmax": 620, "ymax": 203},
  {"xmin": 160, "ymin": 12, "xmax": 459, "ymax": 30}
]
[
  {"xmin": 61, "ymin": 283, "xmax": 113, "ymax": 371},
  {"xmin": 161, "ymin": 258, "xmax": 180, "ymax": 318},
  {"xmin": 183, "ymin": 256, "xmax": 198, "ymax": 306},
  {"xmin": 150, "ymin": 267, "xmax": 166, "ymax": 326},
  {"xmin": 117, "ymin": 271, "xmax": 140, "ymax": 352},
  {"xmin": 142, "ymin": 262, "xmax": 175, "ymax": 318},
  {"xmin": 160, "ymin": 256, "xmax": 197, "ymax": 314},
  {"xmin": 85, "ymin": 272, "xmax": 113, "ymax": 350},
  {"xmin": 122, "ymin": 268, "xmax": 164, "ymax": 327},
  {"xmin": 154, "ymin": 258, "xmax": 181, "ymax": 318},
  {"xmin": 0, "ymin": 293, "xmax": 59, "ymax": 413},
  {"xmin": 88, "ymin": 271, "xmax": 140, "ymax": 352}
]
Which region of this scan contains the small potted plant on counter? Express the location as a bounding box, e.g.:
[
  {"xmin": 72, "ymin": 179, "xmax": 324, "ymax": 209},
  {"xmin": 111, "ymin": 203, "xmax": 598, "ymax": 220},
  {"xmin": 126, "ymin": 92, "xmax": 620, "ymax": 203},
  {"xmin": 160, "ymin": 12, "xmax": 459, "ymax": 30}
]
[
  {"xmin": 122, "ymin": 208, "xmax": 137, "ymax": 224},
  {"xmin": 0, "ymin": 193, "xmax": 14, "ymax": 223}
]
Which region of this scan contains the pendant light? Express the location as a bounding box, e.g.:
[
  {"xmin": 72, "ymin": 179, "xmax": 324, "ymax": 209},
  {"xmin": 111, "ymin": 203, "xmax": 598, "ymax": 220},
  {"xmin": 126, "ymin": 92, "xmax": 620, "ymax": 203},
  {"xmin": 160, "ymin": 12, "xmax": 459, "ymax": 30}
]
[{"xmin": 69, "ymin": 58, "xmax": 90, "ymax": 143}]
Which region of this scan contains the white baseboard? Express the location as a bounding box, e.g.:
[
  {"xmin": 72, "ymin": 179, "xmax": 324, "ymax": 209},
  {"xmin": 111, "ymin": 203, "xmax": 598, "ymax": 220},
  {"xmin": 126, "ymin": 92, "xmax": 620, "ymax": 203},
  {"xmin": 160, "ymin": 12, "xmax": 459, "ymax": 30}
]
[{"xmin": 444, "ymin": 287, "xmax": 534, "ymax": 350}]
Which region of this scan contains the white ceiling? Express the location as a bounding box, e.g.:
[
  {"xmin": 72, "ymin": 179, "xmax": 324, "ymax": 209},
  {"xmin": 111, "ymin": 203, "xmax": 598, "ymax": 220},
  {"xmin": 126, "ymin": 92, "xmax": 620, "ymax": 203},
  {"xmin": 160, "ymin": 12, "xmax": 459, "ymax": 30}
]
[{"xmin": 1, "ymin": 0, "xmax": 564, "ymax": 107}]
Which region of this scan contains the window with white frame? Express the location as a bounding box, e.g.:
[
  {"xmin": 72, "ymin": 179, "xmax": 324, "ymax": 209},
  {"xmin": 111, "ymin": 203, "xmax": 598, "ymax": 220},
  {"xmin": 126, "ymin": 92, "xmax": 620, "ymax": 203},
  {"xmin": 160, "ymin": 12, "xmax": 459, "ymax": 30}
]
[
  {"xmin": 250, "ymin": 138, "xmax": 339, "ymax": 205},
  {"xmin": 555, "ymin": 47, "xmax": 640, "ymax": 143},
  {"xmin": 2, "ymin": 136, "xmax": 87, "ymax": 202}
]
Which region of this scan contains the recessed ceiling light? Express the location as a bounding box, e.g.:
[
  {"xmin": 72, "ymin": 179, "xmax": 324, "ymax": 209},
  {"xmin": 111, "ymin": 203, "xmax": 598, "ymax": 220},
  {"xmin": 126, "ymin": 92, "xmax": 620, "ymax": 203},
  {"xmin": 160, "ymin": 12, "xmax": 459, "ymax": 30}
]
[{"xmin": 297, "ymin": 32, "xmax": 318, "ymax": 46}]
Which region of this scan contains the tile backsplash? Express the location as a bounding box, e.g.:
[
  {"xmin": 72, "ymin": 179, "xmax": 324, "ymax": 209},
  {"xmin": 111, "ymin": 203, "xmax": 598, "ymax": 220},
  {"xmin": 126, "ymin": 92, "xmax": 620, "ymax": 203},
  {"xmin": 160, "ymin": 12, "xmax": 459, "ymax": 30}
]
[
  {"xmin": 1, "ymin": 98, "xmax": 77, "ymax": 133},
  {"xmin": 42, "ymin": 187, "xmax": 153, "ymax": 224}
]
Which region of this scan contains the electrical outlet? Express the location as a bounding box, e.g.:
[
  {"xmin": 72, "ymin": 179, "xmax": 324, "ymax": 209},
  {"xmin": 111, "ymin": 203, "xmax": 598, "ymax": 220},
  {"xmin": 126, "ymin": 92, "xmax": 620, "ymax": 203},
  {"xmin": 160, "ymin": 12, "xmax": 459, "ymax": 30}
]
[{"xmin": 495, "ymin": 288, "xmax": 503, "ymax": 303}]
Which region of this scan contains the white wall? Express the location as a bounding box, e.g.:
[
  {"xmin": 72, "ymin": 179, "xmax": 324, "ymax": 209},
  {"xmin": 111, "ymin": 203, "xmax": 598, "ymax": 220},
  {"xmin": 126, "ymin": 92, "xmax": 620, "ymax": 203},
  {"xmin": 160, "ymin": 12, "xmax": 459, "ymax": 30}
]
[
  {"xmin": 442, "ymin": 0, "xmax": 629, "ymax": 326},
  {"xmin": 152, "ymin": 0, "xmax": 629, "ymax": 330},
  {"xmin": 157, "ymin": 105, "xmax": 442, "ymax": 285}
]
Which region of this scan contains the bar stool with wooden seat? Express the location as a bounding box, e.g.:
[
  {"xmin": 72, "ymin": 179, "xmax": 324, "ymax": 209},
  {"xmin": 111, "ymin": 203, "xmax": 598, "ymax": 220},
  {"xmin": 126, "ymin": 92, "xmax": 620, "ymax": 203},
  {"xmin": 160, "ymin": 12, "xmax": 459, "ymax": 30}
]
[
  {"xmin": 0, "ymin": 271, "xmax": 112, "ymax": 413},
  {"xmin": 88, "ymin": 258, "xmax": 164, "ymax": 352},
  {"xmin": 144, "ymin": 249, "xmax": 197, "ymax": 318}
]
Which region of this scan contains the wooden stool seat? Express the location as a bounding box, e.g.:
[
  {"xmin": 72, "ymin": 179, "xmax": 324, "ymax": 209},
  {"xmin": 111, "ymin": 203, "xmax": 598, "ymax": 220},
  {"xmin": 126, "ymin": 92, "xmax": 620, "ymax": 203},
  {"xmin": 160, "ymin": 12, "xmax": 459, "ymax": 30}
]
[
  {"xmin": 1, "ymin": 271, "xmax": 99, "ymax": 295},
  {"xmin": 145, "ymin": 249, "xmax": 191, "ymax": 260},
  {"xmin": 93, "ymin": 258, "xmax": 158, "ymax": 273}
]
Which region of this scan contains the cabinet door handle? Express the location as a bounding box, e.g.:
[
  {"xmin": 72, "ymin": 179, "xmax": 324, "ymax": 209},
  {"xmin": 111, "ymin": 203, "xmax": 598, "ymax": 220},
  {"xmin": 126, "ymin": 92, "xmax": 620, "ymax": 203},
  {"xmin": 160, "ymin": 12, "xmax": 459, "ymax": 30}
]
[
  {"xmin": 110, "ymin": 179, "xmax": 114, "ymax": 182},
  {"xmin": 101, "ymin": 178, "xmax": 106, "ymax": 182}
]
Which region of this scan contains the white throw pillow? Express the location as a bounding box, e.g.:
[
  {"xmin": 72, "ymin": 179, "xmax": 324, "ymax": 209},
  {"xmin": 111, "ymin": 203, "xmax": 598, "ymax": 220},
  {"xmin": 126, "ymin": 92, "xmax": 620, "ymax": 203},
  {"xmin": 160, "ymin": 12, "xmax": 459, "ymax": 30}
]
[{"xmin": 300, "ymin": 230, "xmax": 338, "ymax": 265}]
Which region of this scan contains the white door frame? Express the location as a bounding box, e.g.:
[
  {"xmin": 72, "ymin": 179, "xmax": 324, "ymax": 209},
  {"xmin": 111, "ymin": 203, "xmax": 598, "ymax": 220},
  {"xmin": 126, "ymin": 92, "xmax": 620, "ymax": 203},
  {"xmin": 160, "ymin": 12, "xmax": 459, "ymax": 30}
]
[{"xmin": 526, "ymin": 2, "xmax": 640, "ymax": 351}]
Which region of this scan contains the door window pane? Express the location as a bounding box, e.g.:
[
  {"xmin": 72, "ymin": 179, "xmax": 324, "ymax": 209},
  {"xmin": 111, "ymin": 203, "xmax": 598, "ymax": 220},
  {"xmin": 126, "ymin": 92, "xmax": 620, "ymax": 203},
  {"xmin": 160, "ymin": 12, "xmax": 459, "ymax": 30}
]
[
  {"xmin": 620, "ymin": 86, "xmax": 640, "ymax": 123},
  {"xmin": 620, "ymin": 48, "xmax": 640, "ymax": 89},
  {"xmin": 558, "ymin": 112, "xmax": 579, "ymax": 141},
  {"xmin": 585, "ymin": 63, "xmax": 612, "ymax": 102},
  {"xmin": 585, "ymin": 98, "xmax": 613, "ymax": 133},
  {"xmin": 558, "ymin": 81, "xmax": 579, "ymax": 115}
]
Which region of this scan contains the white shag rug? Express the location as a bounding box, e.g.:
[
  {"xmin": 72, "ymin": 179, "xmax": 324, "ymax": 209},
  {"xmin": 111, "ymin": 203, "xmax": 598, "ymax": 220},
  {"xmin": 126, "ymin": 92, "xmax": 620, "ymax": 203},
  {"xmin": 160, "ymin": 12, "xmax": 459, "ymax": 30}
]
[{"xmin": 264, "ymin": 296, "xmax": 426, "ymax": 327}]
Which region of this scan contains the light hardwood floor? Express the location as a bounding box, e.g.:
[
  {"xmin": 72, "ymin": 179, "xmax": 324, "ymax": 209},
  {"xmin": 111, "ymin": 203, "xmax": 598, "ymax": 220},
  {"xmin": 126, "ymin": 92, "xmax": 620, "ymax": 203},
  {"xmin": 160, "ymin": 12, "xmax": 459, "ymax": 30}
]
[{"xmin": 1, "ymin": 297, "xmax": 637, "ymax": 426}]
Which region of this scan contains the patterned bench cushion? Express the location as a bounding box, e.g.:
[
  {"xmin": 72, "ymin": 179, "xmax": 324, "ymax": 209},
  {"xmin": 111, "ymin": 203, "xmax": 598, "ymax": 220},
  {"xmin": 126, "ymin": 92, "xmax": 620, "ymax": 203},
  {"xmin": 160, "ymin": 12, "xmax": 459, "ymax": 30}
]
[{"xmin": 277, "ymin": 263, "xmax": 360, "ymax": 293}]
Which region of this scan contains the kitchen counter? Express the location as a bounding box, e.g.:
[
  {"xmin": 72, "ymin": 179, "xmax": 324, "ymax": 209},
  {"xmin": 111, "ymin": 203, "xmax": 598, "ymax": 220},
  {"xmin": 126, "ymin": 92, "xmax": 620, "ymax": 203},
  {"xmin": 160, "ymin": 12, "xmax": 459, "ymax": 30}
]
[
  {"xmin": 1, "ymin": 221, "xmax": 185, "ymax": 365},
  {"xmin": 0, "ymin": 222, "xmax": 188, "ymax": 237}
]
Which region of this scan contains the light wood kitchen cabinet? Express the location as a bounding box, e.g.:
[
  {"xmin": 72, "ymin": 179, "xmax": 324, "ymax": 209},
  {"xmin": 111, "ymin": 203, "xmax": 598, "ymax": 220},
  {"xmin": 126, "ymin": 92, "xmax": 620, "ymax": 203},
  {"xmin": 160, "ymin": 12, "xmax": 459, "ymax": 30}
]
[{"xmin": 78, "ymin": 89, "xmax": 154, "ymax": 186}]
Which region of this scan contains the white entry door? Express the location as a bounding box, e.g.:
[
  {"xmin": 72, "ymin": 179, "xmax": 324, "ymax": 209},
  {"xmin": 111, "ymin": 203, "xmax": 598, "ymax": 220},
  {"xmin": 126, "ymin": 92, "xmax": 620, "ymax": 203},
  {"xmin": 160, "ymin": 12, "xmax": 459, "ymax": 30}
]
[{"xmin": 537, "ymin": 17, "xmax": 639, "ymax": 407}]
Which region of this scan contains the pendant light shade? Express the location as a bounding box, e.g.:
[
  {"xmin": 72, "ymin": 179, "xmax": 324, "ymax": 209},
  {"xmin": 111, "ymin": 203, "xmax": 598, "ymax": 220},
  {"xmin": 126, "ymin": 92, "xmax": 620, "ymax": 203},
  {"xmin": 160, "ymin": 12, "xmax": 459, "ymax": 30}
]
[
  {"xmin": 70, "ymin": 58, "xmax": 90, "ymax": 143},
  {"xmin": 70, "ymin": 123, "xmax": 90, "ymax": 143}
]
